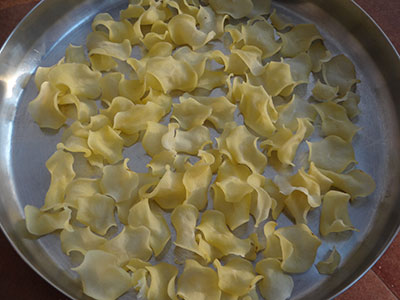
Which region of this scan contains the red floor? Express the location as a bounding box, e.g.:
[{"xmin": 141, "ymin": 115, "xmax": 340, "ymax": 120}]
[{"xmin": 0, "ymin": 0, "xmax": 399, "ymax": 299}]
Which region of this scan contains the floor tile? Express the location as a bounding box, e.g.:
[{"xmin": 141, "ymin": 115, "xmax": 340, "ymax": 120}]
[
  {"xmin": 335, "ymin": 270, "xmax": 397, "ymax": 300},
  {"xmin": 373, "ymin": 233, "xmax": 400, "ymax": 298}
]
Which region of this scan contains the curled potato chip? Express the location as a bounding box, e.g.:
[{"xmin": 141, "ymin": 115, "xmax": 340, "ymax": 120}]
[
  {"xmin": 213, "ymin": 257, "xmax": 263, "ymax": 296},
  {"xmin": 177, "ymin": 259, "xmax": 221, "ymax": 300},
  {"xmin": 128, "ymin": 199, "xmax": 171, "ymax": 256},
  {"xmin": 308, "ymin": 40, "xmax": 331, "ymax": 72},
  {"xmin": 224, "ymin": 125, "xmax": 267, "ymax": 174},
  {"xmin": 114, "ymin": 101, "xmax": 165, "ymax": 135},
  {"xmin": 171, "ymin": 97, "xmax": 212, "ymax": 130},
  {"xmin": 307, "ymin": 136, "xmax": 356, "ymax": 173},
  {"xmin": 322, "ymin": 54, "xmax": 359, "ymax": 96},
  {"xmin": 190, "ymin": 95, "xmax": 236, "ymax": 131},
  {"xmin": 171, "ymin": 204, "xmax": 202, "ymax": 256},
  {"xmin": 335, "ymin": 91, "xmax": 361, "ymax": 119},
  {"xmin": 209, "ymin": 0, "xmax": 253, "ymax": 19},
  {"xmin": 41, "ymin": 149, "xmax": 76, "ymax": 211},
  {"xmin": 72, "ymin": 250, "xmax": 132, "ymax": 300},
  {"xmin": 313, "ymin": 101, "xmax": 359, "ymax": 142},
  {"xmin": 256, "ymin": 258, "xmax": 294, "ymax": 300},
  {"xmin": 100, "ymin": 159, "xmax": 139, "ymax": 203},
  {"xmin": 320, "ymin": 190, "xmax": 356, "ymax": 236},
  {"xmin": 143, "ymin": 166, "xmax": 186, "ymax": 209},
  {"xmin": 316, "ymin": 247, "xmax": 341, "ymax": 275},
  {"xmin": 168, "ymin": 14, "xmax": 215, "ymax": 50},
  {"xmin": 197, "ymin": 210, "xmax": 252, "ymax": 257},
  {"xmin": 76, "ymin": 194, "xmax": 116, "ymax": 236},
  {"xmin": 312, "ymin": 80, "xmax": 338, "ymax": 101},
  {"xmin": 25, "ymin": 206, "xmax": 72, "ymax": 236},
  {"xmin": 279, "ymin": 24, "xmax": 322, "ymax": 57},
  {"xmin": 275, "ymin": 224, "xmax": 321, "ymax": 273},
  {"xmin": 60, "ymin": 226, "xmax": 106, "ymax": 255},
  {"xmin": 183, "ymin": 161, "xmax": 212, "ymax": 210},
  {"xmin": 146, "ymin": 262, "xmax": 178, "ymax": 300},
  {"xmin": 212, "ymin": 184, "xmax": 251, "ymax": 230},
  {"xmin": 307, "ymin": 162, "xmax": 333, "ymax": 195},
  {"xmin": 262, "ymin": 221, "xmax": 282, "ymax": 259},
  {"xmin": 285, "ymin": 190, "xmax": 311, "ymax": 224},
  {"xmin": 48, "ymin": 63, "xmax": 102, "ymax": 99},
  {"xmin": 28, "ymin": 82, "xmax": 66, "ymax": 129},
  {"xmin": 101, "ymin": 225, "xmax": 152, "ymax": 264},
  {"xmin": 239, "ymin": 82, "xmax": 277, "ymax": 138},
  {"xmin": 88, "ymin": 125, "xmax": 124, "ymax": 164},
  {"xmin": 319, "ymin": 168, "xmax": 376, "ymax": 200},
  {"xmin": 270, "ymin": 9, "xmax": 293, "ymax": 31}
]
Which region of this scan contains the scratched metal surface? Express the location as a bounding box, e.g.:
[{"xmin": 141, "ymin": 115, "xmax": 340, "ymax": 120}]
[{"xmin": 0, "ymin": 0, "xmax": 399, "ymax": 299}]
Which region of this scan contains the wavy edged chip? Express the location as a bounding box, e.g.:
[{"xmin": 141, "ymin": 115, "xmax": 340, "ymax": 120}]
[
  {"xmin": 171, "ymin": 204, "xmax": 203, "ymax": 257},
  {"xmin": 76, "ymin": 194, "xmax": 116, "ymax": 236},
  {"xmin": 212, "ymin": 184, "xmax": 251, "ymax": 231},
  {"xmin": 213, "ymin": 257, "xmax": 263, "ymax": 297},
  {"xmin": 144, "ymin": 56, "xmax": 198, "ymax": 93},
  {"xmin": 242, "ymin": 18, "xmax": 281, "ymax": 59},
  {"xmin": 147, "ymin": 150, "xmax": 188, "ymax": 176},
  {"xmin": 197, "ymin": 210, "xmax": 252, "ymax": 257},
  {"xmin": 28, "ymin": 82, "xmax": 66, "ymax": 129},
  {"xmin": 270, "ymin": 9, "xmax": 293, "ymax": 31},
  {"xmin": 209, "ymin": 0, "xmax": 253, "ymax": 19},
  {"xmin": 72, "ymin": 250, "xmax": 132, "ymax": 300},
  {"xmin": 322, "ymin": 54, "xmax": 359, "ymax": 96},
  {"xmin": 275, "ymin": 224, "xmax": 321, "ymax": 273},
  {"xmin": 261, "ymin": 118, "xmax": 312, "ymax": 167},
  {"xmin": 100, "ymin": 159, "xmax": 139, "ymax": 203},
  {"xmin": 308, "ymin": 40, "xmax": 331, "ymax": 72},
  {"xmin": 279, "ymin": 24, "xmax": 322, "ymax": 57},
  {"xmin": 88, "ymin": 125, "xmax": 124, "ymax": 164},
  {"xmin": 41, "ymin": 149, "xmax": 76, "ymax": 211},
  {"xmin": 197, "ymin": 5, "xmax": 228, "ymax": 39},
  {"xmin": 143, "ymin": 165, "xmax": 186, "ymax": 209},
  {"xmin": 162, "ymin": 123, "xmax": 212, "ymax": 155},
  {"xmin": 168, "ymin": 14, "xmax": 215, "ymax": 50},
  {"xmin": 190, "ymin": 95, "xmax": 236, "ymax": 131},
  {"xmin": 228, "ymin": 46, "xmax": 264, "ymax": 76},
  {"xmin": 128, "ymin": 199, "xmax": 171, "ymax": 256},
  {"xmin": 307, "ymin": 136, "xmax": 356, "ymax": 173},
  {"xmin": 220, "ymin": 124, "xmax": 267, "ymax": 174},
  {"xmin": 262, "ymin": 221, "xmax": 282, "ymax": 259},
  {"xmin": 248, "ymin": 173, "xmax": 275, "ymax": 227},
  {"xmin": 256, "ymin": 258, "xmax": 294, "ymax": 300},
  {"xmin": 48, "ymin": 63, "xmax": 102, "ymax": 98},
  {"xmin": 335, "ymin": 91, "xmax": 361, "ymax": 119},
  {"xmin": 276, "ymin": 94, "xmax": 317, "ymax": 131},
  {"xmin": 101, "ymin": 225, "xmax": 152, "ymax": 264},
  {"xmin": 60, "ymin": 226, "xmax": 106, "ymax": 255},
  {"xmin": 146, "ymin": 262, "xmax": 178, "ymax": 300},
  {"xmin": 177, "ymin": 259, "xmax": 221, "ymax": 300},
  {"xmin": 114, "ymin": 101, "xmax": 164, "ymax": 135},
  {"xmin": 316, "ymin": 247, "xmax": 341, "ymax": 275},
  {"xmin": 171, "ymin": 97, "xmax": 212, "ymax": 130},
  {"xmin": 312, "ymin": 80, "xmax": 338, "ymax": 101},
  {"xmin": 313, "ymin": 101, "xmax": 359, "ymax": 142},
  {"xmin": 25, "ymin": 205, "xmax": 72, "ymax": 236},
  {"xmin": 183, "ymin": 160, "xmax": 212, "ymax": 210},
  {"xmin": 239, "ymin": 82, "xmax": 277, "ymax": 138},
  {"xmin": 319, "ymin": 168, "xmax": 375, "ymax": 200},
  {"xmin": 320, "ymin": 190, "xmax": 356, "ymax": 236}
]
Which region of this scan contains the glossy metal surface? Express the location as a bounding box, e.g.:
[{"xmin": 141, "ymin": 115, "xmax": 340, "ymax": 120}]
[{"xmin": 0, "ymin": 0, "xmax": 399, "ymax": 299}]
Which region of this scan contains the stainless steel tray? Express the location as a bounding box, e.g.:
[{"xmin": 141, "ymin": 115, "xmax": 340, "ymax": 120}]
[{"xmin": 1, "ymin": 0, "xmax": 400, "ymax": 299}]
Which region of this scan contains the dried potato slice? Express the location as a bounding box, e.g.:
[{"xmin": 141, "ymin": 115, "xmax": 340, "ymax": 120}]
[
  {"xmin": 128, "ymin": 199, "xmax": 171, "ymax": 256},
  {"xmin": 316, "ymin": 247, "xmax": 341, "ymax": 275},
  {"xmin": 25, "ymin": 206, "xmax": 72, "ymax": 236},
  {"xmin": 76, "ymin": 194, "xmax": 116, "ymax": 236},
  {"xmin": 171, "ymin": 97, "xmax": 212, "ymax": 130},
  {"xmin": 72, "ymin": 250, "xmax": 132, "ymax": 300},
  {"xmin": 279, "ymin": 24, "xmax": 322, "ymax": 58},
  {"xmin": 28, "ymin": 82, "xmax": 66, "ymax": 129},
  {"xmin": 256, "ymin": 258, "xmax": 294, "ymax": 300},
  {"xmin": 60, "ymin": 226, "xmax": 106, "ymax": 255},
  {"xmin": 177, "ymin": 259, "xmax": 221, "ymax": 300},
  {"xmin": 197, "ymin": 210, "xmax": 252, "ymax": 257},
  {"xmin": 262, "ymin": 221, "xmax": 282, "ymax": 259},
  {"xmin": 320, "ymin": 190, "xmax": 356, "ymax": 236},
  {"xmin": 146, "ymin": 263, "xmax": 178, "ymax": 300},
  {"xmin": 307, "ymin": 136, "xmax": 356, "ymax": 173},
  {"xmin": 213, "ymin": 257, "xmax": 263, "ymax": 297},
  {"xmin": 275, "ymin": 224, "xmax": 321, "ymax": 273}
]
